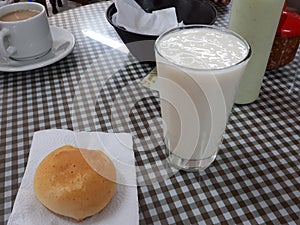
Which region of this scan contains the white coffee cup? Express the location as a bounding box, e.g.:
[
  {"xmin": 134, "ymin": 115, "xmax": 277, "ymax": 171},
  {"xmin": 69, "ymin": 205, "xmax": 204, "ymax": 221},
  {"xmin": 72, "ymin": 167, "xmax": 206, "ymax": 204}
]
[{"xmin": 0, "ymin": 2, "xmax": 53, "ymax": 61}]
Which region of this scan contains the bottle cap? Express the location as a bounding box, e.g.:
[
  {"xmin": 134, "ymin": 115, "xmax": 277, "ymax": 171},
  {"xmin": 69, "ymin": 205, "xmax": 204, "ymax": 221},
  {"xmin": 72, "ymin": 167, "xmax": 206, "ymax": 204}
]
[{"xmin": 277, "ymin": 9, "xmax": 300, "ymax": 38}]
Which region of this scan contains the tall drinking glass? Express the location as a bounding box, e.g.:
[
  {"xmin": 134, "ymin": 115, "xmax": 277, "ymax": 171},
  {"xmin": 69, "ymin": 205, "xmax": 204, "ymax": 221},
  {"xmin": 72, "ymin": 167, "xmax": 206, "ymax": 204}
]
[{"xmin": 155, "ymin": 25, "xmax": 251, "ymax": 171}]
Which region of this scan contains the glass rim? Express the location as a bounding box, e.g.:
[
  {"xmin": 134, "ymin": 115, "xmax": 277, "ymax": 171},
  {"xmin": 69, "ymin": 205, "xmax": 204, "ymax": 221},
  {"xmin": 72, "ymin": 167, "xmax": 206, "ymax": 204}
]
[{"xmin": 154, "ymin": 24, "xmax": 252, "ymax": 72}]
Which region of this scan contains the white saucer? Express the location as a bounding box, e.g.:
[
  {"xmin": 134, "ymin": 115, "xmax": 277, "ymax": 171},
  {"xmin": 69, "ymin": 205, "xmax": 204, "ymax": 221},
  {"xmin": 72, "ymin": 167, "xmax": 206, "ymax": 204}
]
[{"xmin": 0, "ymin": 26, "xmax": 75, "ymax": 72}]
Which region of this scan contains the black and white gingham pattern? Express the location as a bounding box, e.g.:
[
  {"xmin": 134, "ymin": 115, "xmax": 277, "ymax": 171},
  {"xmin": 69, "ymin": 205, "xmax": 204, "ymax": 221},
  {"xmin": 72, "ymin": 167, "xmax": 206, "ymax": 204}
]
[{"xmin": 1, "ymin": 2, "xmax": 299, "ymax": 224}]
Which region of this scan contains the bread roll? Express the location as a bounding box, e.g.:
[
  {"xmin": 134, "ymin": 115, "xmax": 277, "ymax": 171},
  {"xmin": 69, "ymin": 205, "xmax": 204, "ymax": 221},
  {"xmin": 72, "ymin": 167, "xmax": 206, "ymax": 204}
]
[{"xmin": 34, "ymin": 145, "xmax": 117, "ymax": 222}]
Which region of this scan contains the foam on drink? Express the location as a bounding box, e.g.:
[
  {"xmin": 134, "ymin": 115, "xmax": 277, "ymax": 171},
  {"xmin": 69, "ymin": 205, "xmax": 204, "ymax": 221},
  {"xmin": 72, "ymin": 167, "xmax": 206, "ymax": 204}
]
[{"xmin": 157, "ymin": 27, "xmax": 249, "ymax": 70}]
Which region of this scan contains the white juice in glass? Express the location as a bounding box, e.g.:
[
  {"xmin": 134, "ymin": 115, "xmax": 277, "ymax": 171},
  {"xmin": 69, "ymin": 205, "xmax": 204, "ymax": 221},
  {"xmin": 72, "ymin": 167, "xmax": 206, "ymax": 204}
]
[
  {"xmin": 155, "ymin": 25, "xmax": 251, "ymax": 171},
  {"xmin": 229, "ymin": 0, "xmax": 285, "ymax": 104}
]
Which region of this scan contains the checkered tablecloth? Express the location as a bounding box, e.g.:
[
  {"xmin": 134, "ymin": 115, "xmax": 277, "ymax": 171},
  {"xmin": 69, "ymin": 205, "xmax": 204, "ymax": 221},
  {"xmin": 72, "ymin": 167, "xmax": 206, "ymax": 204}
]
[{"xmin": 0, "ymin": 1, "xmax": 299, "ymax": 225}]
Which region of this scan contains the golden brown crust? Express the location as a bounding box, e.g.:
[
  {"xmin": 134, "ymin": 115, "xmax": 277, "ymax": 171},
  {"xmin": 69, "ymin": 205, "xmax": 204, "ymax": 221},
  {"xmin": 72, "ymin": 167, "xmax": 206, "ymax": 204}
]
[{"xmin": 34, "ymin": 145, "xmax": 116, "ymax": 222}]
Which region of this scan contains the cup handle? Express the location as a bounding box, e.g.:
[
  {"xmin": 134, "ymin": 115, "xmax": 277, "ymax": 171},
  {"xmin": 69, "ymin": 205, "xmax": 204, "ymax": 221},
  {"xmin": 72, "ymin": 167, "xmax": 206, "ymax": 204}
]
[{"xmin": 0, "ymin": 28, "xmax": 16, "ymax": 58}]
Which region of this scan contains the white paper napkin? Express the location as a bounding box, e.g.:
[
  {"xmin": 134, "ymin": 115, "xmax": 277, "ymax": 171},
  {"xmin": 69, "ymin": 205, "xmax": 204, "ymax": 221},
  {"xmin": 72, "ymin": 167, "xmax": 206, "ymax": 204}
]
[
  {"xmin": 7, "ymin": 129, "xmax": 138, "ymax": 225},
  {"xmin": 112, "ymin": 0, "xmax": 179, "ymax": 35}
]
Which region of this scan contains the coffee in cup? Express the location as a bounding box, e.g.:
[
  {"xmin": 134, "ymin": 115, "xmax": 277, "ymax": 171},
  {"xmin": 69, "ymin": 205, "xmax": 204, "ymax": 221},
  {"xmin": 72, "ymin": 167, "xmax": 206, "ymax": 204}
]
[
  {"xmin": 0, "ymin": 2, "xmax": 53, "ymax": 61},
  {"xmin": 0, "ymin": 9, "xmax": 40, "ymax": 22}
]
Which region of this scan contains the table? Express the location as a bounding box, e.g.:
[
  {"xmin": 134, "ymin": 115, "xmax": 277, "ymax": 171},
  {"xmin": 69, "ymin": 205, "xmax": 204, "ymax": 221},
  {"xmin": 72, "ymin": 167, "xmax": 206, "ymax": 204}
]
[{"xmin": 1, "ymin": 1, "xmax": 299, "ymax": 224}]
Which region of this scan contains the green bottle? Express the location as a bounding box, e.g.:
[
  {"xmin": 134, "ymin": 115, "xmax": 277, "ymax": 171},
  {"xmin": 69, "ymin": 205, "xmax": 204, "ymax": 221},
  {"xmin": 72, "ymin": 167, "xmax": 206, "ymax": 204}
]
[{"xmin": 228, "ymin": 0, "xmax": 285, "ymax": 104}]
